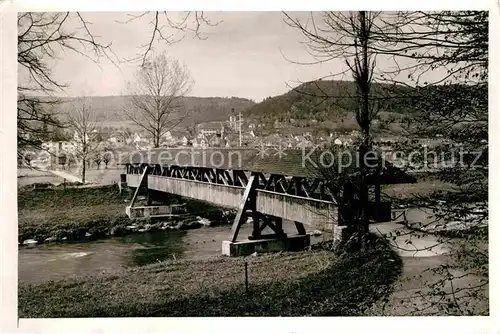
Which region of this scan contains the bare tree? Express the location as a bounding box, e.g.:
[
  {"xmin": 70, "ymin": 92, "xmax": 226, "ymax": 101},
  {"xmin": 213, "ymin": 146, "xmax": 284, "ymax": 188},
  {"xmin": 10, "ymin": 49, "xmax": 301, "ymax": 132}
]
[
  {"xmin": 103, "ymin": 152, "xmax": 112, "ymax": 169},
  {"xmin": 124, "ymin": 53, "xmax": 193, "ymax": 148},
  {"xmin": 285, "ymin": 11, "xmax": 381, "ymax": 245},
  {"xmin": 93, "ymin": 152, "xmax": 103, "ymax": 170},
  {"xmin": 67, "ymin": 98, "xmax": 97, "ymax": 183},
  {"xmin": 17, "ymin": 12, "xmax": 116, "ymax": 155},
  {"xmin": 116, "ymin": 12, "xmax": 220, "ymax": 65},
  {"xmin": 286, "ymin": 10, "xmax": 488, "ymax": 315},
  {"xmin": 17, "ymin": 12, "xmax": 216, "ymax": 156}
]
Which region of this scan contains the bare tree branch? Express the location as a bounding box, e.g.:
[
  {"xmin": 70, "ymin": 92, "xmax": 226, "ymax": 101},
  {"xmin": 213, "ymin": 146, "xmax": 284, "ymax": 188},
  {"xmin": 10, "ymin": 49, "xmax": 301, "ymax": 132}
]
[{"xmin": 123, "ymin": 52, "xmax": 194, "ymax": 148}]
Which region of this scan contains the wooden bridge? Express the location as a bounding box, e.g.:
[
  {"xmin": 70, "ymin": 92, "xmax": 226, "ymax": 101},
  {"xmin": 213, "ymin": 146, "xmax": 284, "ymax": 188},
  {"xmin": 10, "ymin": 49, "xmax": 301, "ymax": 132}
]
[{"xmin": 122, "ymin": 148, "xmax": 415, "ymax": 254}]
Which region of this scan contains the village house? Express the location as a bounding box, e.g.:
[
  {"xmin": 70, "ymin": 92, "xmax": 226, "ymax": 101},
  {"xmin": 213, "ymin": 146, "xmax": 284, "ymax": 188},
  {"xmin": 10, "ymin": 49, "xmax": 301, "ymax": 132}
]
[
  {"xmin": 197, "ymin": 121, "xmax": 225, "ymax": 138},
  {"xmin": 159, "ymin": 131, "xmax": 178, "ymax": 147},
  {"xmin": 192, "ymin": 135, "xmax": 208, "ymax": 148},
  {"xmin": 131, "ymin": 132, "xmax": 153, "ymax": 150},
  {"xmin": 42, "ymin": 140, "xmax": 76, "ymax": 153},
  {"xmin": 181, "ymin": 136, "xmax": 190, "ymax": 146},
  {"xmin": 294, "ymin": 135, "xmax": 314, "ymax": 148},
  {"xmin": 208, "ymin": 133, "xmax": 225, "ymax": 147},
  {"xmin": 108, "ymin": 131, "xmax": 125, "ymax": 144}
]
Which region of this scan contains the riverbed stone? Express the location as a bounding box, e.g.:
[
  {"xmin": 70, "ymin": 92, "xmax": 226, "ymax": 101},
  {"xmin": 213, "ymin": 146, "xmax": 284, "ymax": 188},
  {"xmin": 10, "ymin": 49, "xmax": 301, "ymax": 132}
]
[{"xmin": 197, "ymin": 217, "xmax": 211, "ymax": 226}]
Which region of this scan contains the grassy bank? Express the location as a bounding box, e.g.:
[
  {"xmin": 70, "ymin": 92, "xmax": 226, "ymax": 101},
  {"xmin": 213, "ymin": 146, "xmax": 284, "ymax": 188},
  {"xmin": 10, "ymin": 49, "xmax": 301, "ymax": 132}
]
[
  {"xmin": 19, "ymin": 235, "xmax": 402, "ymax": 317},
  {"xmin": 18, "ymin": 184, "xmax": 234, "ymax": 244}
]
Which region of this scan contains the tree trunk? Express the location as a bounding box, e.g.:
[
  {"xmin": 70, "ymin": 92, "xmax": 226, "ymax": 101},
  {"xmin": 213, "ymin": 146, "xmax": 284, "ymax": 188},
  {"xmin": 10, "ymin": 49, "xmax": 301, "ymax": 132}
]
[
  {"xmin": 357, "ymin": 11, "xmax": 372, "ymax": 241},
  {"xmin": 82, "ymin": 158, "xmax": 86, "ymax": 183}
]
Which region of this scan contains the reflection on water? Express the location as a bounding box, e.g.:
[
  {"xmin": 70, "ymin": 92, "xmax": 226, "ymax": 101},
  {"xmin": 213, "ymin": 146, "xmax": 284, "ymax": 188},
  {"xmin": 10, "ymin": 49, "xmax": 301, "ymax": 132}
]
[
  {"xmin": 19, "ymin": 224, "xmax": 249, "ymax": 284},
  {"xmin": 120, "ymin": 230, "xmax": 187, "ymax": 266},
  {"xmin": 19, "ymin": 222, "xmax": 317, "ymax": 284}
]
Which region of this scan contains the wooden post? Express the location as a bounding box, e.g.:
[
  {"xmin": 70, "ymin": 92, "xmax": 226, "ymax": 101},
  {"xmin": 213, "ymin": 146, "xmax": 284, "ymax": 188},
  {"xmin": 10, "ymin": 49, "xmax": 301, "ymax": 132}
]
[
  {"xmin": 274, "ymin": 217, "xmax": 284, "ymax": 236},
  {"xmin": 245, "ymin": 262, "xmax": 249, "ymax": 293},
  {"xmin": 231, "ymin": 174, "xmax": 256, "ymax": 242},
  {"xmin": 130, "ymin": 166, "xmax": 148, "ymax": 208},
  {"xmin": 252, "ymin": 211, "xmax": 261, "ymax": 239},
  {"xmin": 294, "ymin": 221, "xmax": 307, "ymax": 235}
]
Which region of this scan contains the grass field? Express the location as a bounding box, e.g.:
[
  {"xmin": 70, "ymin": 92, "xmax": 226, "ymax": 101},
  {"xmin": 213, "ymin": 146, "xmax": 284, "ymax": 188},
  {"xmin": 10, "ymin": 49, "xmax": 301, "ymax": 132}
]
[
  {"xmin": 17, "ymin": 184, "xmax": 234, "ymax": 244},
  {"xmin": 382, "ymin": 175, "xmax": 455, "ymax": 200},
  {"xmin": 18, "ymin": 236, "xmax": 402, "ymax": 317},
  {"xmin": 17, "ymin": 168, "xmax": 64, "ymax": 187},
  {"xmin": 18, "ymin": 185, "xmax": 131, "ymax": 243}
]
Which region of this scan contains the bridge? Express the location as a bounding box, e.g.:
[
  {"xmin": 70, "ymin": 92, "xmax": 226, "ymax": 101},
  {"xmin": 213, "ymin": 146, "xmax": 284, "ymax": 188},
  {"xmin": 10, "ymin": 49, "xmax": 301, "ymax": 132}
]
[{"xmin": 121, "ymin": 148, "xmax": 415, "ymax": 256}]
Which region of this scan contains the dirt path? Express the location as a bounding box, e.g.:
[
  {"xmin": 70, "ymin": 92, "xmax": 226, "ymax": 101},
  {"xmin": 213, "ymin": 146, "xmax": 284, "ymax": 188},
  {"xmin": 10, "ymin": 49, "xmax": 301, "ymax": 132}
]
[
  {"xmin": 32, "ymin": 167, "xmax": 121, "ymax": 185},
  {"xmin": 44, "ymin": 169, "xmax": 83, "ymax": 183},
  {"xmin": 367, "ymin": 221, "xmax": 488, "ymax": 315}
]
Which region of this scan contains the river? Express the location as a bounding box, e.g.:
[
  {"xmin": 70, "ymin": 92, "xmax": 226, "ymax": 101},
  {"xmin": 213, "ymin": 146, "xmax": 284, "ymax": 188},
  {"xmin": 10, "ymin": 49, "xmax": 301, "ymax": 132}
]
[
  {"xmin": 20, "ymin": 206, "xmax": 481, "ymax": 285},
  {"xmin": 19, "ymin": 222, "xmax": 320, "ymax": 284}
]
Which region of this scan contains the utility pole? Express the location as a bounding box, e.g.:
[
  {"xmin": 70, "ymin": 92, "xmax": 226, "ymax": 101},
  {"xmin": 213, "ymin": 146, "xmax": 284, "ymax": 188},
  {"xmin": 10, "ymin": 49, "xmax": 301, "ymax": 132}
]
[{"xmin": 239, "ymin": 111, "xmax": 242, "ymax": 147}]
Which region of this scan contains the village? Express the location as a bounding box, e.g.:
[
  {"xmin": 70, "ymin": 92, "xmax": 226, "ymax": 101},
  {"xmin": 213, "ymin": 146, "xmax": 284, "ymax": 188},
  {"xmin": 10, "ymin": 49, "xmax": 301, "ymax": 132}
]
[{"xmin": 27, "ymin": 108, "xmax": 366, "ymax": 171}]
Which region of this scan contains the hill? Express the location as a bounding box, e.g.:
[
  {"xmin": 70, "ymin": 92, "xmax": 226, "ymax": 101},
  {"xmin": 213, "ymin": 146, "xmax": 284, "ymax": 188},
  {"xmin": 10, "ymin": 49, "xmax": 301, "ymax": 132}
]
[
  {"xmin": 47, "ymin": 95, "xmax": 255, "ymax": 131},
  {"xmin": 242, "ymin": 80, "xmax": 412, "ymax": 135}
]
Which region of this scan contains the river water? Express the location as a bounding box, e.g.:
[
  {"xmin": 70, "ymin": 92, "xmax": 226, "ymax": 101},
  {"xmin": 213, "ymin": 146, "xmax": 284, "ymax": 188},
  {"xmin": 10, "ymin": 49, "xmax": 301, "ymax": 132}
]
[
  {"xmin": 20, "ymin": 207, "xmax": 479, "ymax": 285},
  {"xmin": 19, "ymin": 222, "xmax": 315, "ymax": 284}
]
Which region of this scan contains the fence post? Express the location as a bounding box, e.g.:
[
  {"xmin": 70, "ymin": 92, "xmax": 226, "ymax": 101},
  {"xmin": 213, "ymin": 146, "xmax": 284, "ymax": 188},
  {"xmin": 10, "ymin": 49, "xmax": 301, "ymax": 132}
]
[{"xmin": 245, "ymin": 261, "xmax": 249, "ymax": 293}]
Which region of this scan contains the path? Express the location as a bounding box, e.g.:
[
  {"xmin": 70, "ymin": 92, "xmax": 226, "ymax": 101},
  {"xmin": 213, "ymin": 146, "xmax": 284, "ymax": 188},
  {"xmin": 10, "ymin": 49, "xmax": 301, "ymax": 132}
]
[
  {"xmin": 41, "ymin": 168, "xmax": 83, "ymax": 183},
  {"xmin": 367, "ymin": 217, "xmax": 488, "ymax": 315},
  {"xmin": 36, "ymin": 167, "xmax": 121, "ymax": 186}
]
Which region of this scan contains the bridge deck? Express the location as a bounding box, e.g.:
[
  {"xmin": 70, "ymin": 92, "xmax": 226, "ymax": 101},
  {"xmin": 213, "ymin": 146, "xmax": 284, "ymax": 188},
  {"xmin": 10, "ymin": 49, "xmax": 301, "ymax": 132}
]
[
  {"xmin": 123, "ymin": 148, "xmax": 415, "ymax": 233},
  {"xmin": 121, "ymin": 148, "xmax": 416, "ymax": 184},
  {"xmin": 127, "ymin": 173, "xmax": 336, "ymax": 229}
]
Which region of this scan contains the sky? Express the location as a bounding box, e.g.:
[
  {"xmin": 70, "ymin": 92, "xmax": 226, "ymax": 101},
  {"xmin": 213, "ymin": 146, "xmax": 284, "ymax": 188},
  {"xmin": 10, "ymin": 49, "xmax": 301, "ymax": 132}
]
[
  {"xmin": 18, "ymin": 11, "xmax": 456, "ymax": 102},
  {"xmin": 25, "ymin": 11, "xmax": 348, "ymax": 102}
]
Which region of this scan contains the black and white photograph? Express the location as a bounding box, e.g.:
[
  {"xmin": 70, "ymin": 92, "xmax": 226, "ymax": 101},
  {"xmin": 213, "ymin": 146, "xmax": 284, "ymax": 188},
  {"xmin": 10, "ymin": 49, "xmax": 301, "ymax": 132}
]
[{"xmin": 0, "ymin": 1, "xmax": 497, "ymax": 331}]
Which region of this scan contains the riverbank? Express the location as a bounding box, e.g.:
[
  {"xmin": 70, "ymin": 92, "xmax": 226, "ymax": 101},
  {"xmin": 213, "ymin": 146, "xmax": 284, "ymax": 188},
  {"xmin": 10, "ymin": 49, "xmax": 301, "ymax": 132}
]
[
  {"xmin": 19, "ymin": 235, "xmax": 402, "ymax": 317},
  {"xmin": 18, "ymin": 184, "xmax": 235, "ymax": 244}
]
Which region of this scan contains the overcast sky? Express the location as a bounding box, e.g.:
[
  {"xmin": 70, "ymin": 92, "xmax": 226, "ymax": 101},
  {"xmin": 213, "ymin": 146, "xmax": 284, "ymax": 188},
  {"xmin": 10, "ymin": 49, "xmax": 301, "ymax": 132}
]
[
  {"xmin": 31, "ymin": 11, "xmax": 349, "ymax": 102},
  {"xmin": 20, "ymin": 11, "xmax": 451, "ymax": 102}
]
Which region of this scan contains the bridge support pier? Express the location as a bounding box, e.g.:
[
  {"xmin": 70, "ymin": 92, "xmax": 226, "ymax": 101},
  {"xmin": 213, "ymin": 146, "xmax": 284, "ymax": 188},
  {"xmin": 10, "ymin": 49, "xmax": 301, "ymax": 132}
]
[
  {"xmin": 248, "ymin": 213, "xmax": 287, "ymax": 240},
  {"xmin": 224, "ymin": 174, "xmax": 313, "ymax": 256},
  {"xmin": 222, "ymin": 234, "xmax": 311, "ymax": 257}
]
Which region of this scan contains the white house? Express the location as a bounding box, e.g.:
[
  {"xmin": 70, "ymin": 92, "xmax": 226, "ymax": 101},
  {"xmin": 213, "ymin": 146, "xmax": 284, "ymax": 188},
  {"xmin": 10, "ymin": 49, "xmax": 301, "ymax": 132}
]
[
  {"xmin": 133, "ymin": 133, "xmax": 142, "ymax": 143},
  {"xmin": 192, "ymin": 136, "xmax": 208, "ymax": 148},
  {"xmin": 135, "ymin": 140, "xmax": 152, "ymax": 151}
]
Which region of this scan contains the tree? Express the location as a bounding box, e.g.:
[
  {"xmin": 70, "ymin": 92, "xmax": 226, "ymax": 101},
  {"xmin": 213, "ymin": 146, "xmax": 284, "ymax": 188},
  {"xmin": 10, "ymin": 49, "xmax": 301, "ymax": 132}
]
[
  {"xmin": 17, "ymin": 13, "xmax": 114, "ymax": 156},
  {"xmin": 378, "ymin": 12, "xmax": 488, "ymax": 315},
  {"xmin": 93, "ymin": 152, "xmax": 103, "ymax": 170},
  {"xmin": 286, "ymin": 11, "xmax": 381, "ymax": 245},
  {"xmin": 103, "ymin": 152, "xmax": 112, "ymax": 169},
  {"xmin": 17, "ymin": 12, "xmax": 216, "ymax": 156},
  {"xmin": 66, "ymin": 153, "xmax": 76, "ymax": 171},
  {"xmin": 286, "ymin": 10, "xmax": 488, "ymax": 315},
  {"xmin": 67, "ymin": 98, "xmax": 97, "ymax": 183},
  {"xmin": 124, "ymin": 53, "xmax": 193, "ymax": 148}
]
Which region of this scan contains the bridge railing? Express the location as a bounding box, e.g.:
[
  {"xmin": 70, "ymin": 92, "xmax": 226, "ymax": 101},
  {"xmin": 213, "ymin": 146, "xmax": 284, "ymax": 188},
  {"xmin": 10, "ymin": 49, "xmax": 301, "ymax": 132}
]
[{"xmin": 125, "ymin": 163, "xmax": 338, "ymax": 203}]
